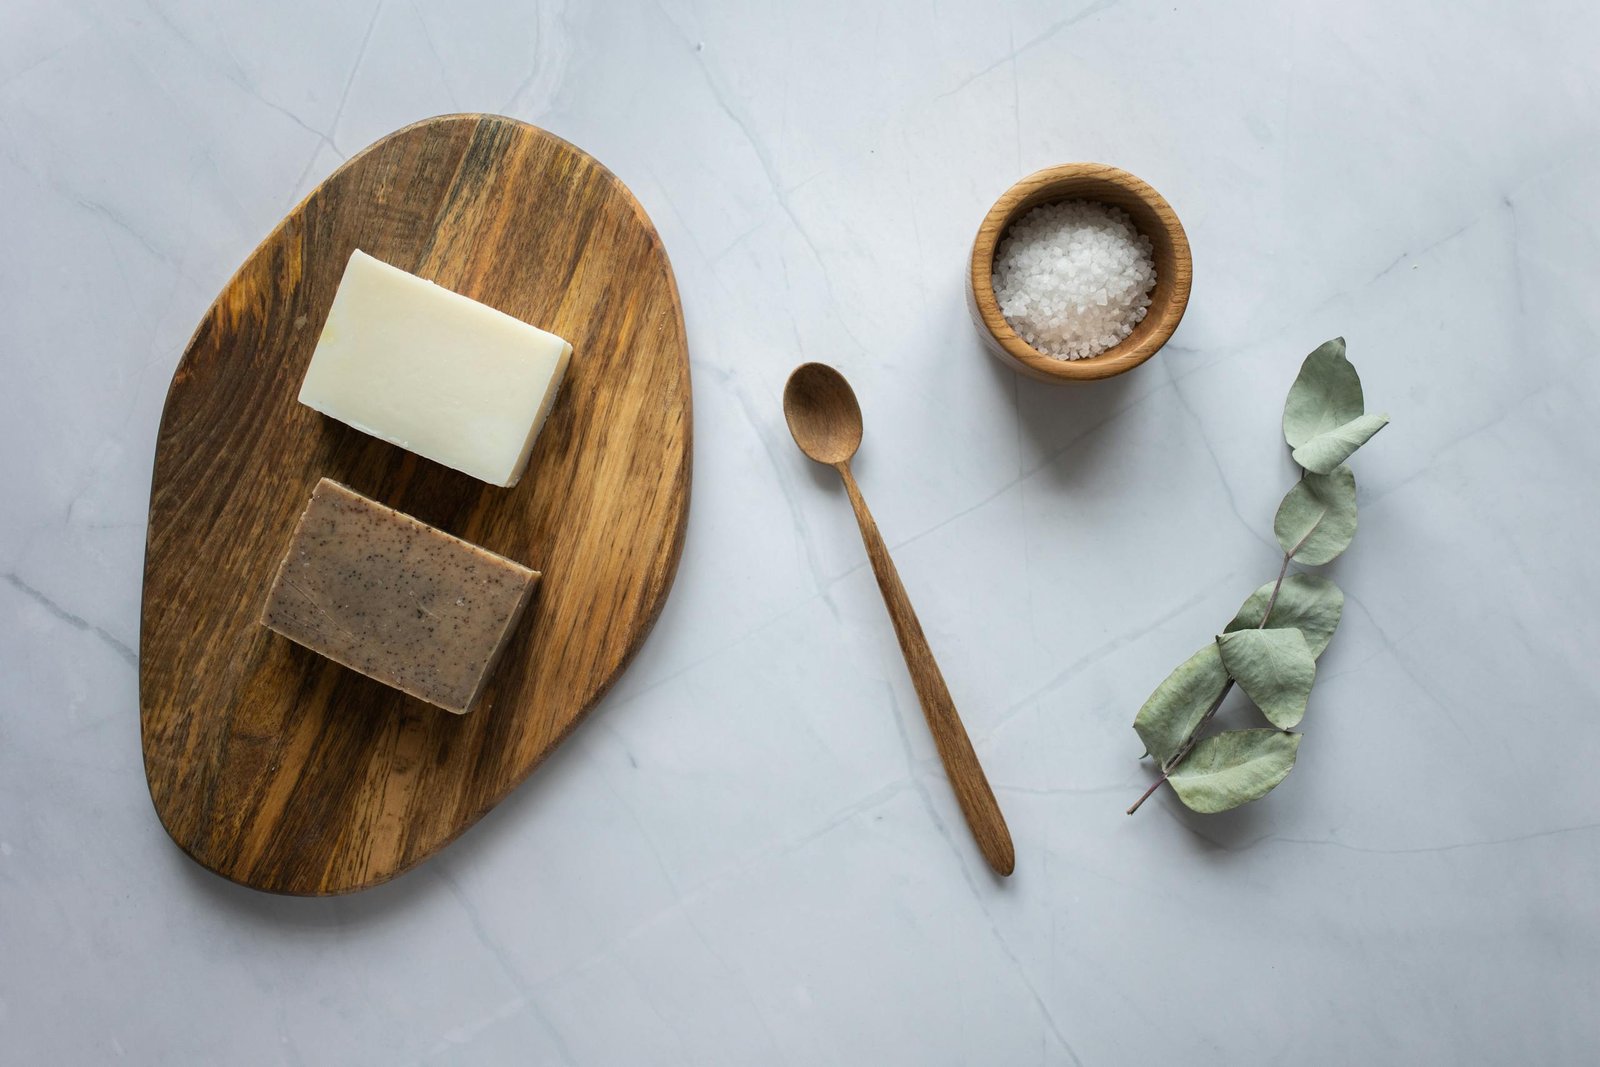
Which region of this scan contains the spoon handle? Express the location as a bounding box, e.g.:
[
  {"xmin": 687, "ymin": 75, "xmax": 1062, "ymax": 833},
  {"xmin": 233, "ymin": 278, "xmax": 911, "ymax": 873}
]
[{"xmin": 835, "ymin": 461, "xmax": 1015, "ymax": 877}]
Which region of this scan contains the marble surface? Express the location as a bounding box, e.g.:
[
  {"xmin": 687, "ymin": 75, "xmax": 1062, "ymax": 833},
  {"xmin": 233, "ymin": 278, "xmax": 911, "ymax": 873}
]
[{"xmin": 4, "ymin": 0, "xmax": 1598, "ymax": 1063}]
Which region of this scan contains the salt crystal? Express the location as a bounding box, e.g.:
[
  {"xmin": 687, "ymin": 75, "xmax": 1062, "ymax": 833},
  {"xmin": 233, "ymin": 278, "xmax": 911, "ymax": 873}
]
[{"xmin": 991, "ymin": 200, "xmax": 1157, "ymax": 360}]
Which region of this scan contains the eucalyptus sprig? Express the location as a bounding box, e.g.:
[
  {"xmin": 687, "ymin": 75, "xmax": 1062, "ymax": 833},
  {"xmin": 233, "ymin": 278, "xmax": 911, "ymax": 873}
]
[{"xmin": 1127, "ymin": 339, "xmax": 1388, "ymax": 815}]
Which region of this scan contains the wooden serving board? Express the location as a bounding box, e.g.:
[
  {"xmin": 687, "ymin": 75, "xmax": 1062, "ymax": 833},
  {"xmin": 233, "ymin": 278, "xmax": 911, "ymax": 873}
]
[{"xmin": 140, "ymin": 115, "xmax": 691, "ymax": 895}]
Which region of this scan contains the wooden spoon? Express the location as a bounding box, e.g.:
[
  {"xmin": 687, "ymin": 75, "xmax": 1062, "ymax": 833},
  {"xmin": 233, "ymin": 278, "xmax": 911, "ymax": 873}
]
[{"xmin": 783, "ymin": 362, "xmax": 1014, "ymax": 877}]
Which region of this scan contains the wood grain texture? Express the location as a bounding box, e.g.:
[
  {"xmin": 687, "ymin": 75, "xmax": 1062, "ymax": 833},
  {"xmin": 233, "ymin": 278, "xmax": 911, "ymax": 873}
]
[
  {"xmin": 782, "ymin": 363, "xmax": 1013, "ymax": 877},
  {"xmin": 836, "ymin": 463, "xmax": 1014, "ymax": 877},
  {"xmin": 967, "ymin": 163, "xmax": 1193, "ymax": 382},
  {"xmin": 139, "ymin": 114, "xmax": 691, "ymax": 895}
]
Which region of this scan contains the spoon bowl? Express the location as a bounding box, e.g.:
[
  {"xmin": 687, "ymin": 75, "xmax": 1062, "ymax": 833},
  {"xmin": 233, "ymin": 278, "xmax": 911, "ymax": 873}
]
[{"xmin": 783, "ymin": 362, "xmax": 863, "ymax": 466}]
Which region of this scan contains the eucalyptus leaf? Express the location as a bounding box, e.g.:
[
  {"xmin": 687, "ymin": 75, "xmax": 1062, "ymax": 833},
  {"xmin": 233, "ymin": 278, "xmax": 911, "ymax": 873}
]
[
  {"xmin": 1133, "ymin": 643, "xmax": 1228, "ymax": 766},
  {"xmin": 1273, "ymin": 465, "xmax": 1358, "ymax": 565},
  {"xmin": 1167, "ymin": 730, "xmax": 1302, "ymax": 813},
  {"xmin": 1291, "ymin": 413, "xmax": 1390, "ymax": 474},
  {"xmin": 1283, "ymin": 338, "xmax": 1363, "ymax": 449},
  {"xmin": 1129, "ymin": 339, "xmax": 1388, "ymax": 819},
  {"xmin": 1224, "ymin": 574, "xmax": 1344, "ymax": 658},
  {"xmin": 1216, "ymin": 629, "xmax": 1316, "ymax": 728}
]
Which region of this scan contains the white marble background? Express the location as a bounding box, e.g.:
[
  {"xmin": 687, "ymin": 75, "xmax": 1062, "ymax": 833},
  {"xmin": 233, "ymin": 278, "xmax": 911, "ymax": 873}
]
[{"xmin": 4, "ymin": 0, "xmax": 1598, "ymax": 1063}]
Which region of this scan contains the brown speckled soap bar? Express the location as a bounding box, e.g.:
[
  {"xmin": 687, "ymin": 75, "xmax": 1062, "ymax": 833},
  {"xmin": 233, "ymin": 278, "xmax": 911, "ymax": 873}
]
[{"xmin": 261, "ymin": 478, "xmax": 538, "ymax": 714}]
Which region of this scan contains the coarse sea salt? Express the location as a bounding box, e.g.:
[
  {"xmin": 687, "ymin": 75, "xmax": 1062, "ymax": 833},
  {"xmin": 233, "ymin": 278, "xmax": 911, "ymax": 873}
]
[{"xmin": 991, "ymin": 200, "xmax": 1157, "ymax": 360}]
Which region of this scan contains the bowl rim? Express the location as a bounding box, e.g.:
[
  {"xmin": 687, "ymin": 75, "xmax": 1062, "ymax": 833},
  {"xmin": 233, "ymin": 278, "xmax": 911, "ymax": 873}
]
[{"xmin": 969, "ymin": 163, "xmax": 1192, "ymax": 382}]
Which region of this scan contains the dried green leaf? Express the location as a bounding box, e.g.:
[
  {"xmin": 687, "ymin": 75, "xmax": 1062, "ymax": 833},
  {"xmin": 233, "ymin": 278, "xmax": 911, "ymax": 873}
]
[
  {"xmin": 1217, "ymin": 629, "xmax": 1317, "ymax": 728},
  {"xmin": 1133, "ymin": 644, "xmax": 1228, "ymax": 766},
  {"xmin": 1292, "ymin": 412, "xmax": 1390, "ymax": 474},
  {"xmin": 1168, "ymin": 729, "xmax": 1302, "ymax": 813},
  {"xmin": 1224, "ymin": 574, "xmax": 1344, "ymax": 658},
  {"xmin": 1283, "ymin": 338, "xmax": 1363, "ymax": 449},
  {"xmin": 1274, "ymin": 465, "xmax": 1358, "ymax": 565}
]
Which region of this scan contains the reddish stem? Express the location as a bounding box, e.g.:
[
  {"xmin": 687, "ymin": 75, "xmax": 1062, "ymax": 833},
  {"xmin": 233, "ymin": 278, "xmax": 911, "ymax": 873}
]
[{"xmin": 1126, "ymin": 549, "xmax": 1292, "ymax": 815}]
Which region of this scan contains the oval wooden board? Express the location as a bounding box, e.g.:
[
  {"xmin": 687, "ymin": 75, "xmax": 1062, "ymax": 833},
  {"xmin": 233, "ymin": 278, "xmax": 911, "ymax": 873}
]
[{"xmin": 140, "ymin": 115, "xmax": 691, "ymax": 895}]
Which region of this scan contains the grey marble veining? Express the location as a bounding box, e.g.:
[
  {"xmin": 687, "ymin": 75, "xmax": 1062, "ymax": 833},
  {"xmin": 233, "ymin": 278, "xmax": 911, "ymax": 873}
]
[{"xmin": 3, "ymin": 1, "xmax": 1597, "ymax": 1063}]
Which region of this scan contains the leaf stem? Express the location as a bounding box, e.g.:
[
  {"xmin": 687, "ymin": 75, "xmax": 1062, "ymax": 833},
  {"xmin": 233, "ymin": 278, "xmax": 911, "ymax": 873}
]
[
  {"xmin": 1258, "ymin": 552, "xmax": 1293, "ymax": 628},
  {"xmin": 1126, "ymin": 545, "xmax": 1294, "ymax": 815},
  {"xmin": 1126, "ymin": 775, "xmax": 1166, "ymax": 815},
  {"xmin": 1126, "ymin": 679, "xmax": 1236, "ymax": 814}
]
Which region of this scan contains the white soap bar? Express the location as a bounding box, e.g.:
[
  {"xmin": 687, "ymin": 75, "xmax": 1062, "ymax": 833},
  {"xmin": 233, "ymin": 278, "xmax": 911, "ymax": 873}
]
[{"xmin": 299, "ymin": 249, "xmax": 572, "ymax": 487}]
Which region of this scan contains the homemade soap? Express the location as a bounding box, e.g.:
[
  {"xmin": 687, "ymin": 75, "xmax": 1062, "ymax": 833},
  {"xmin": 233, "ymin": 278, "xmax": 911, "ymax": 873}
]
[
  {"xmin": 261, "ymin": 478, "xmax": 538, "ymax": 714},
  {"xmin": 299, "ymin": 250, "xmax": 572, "ymax": 487}
]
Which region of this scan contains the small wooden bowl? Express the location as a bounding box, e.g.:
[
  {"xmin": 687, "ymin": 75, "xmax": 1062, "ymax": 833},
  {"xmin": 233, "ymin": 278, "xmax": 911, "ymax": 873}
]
[{"xmin": 968, "ymin": 163, "xmax": 1192, "ymax": 382}]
